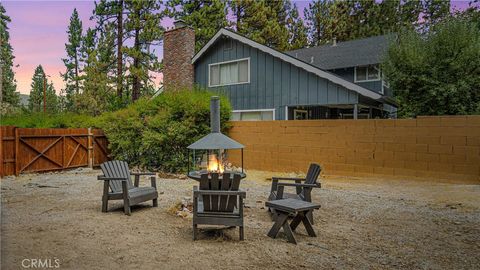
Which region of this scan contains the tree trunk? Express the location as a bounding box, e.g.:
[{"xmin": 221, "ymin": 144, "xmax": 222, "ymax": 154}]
[
  {"xmin": 0, "ymin": 60, "xmax": 3, "ymax": 103},
  {"xmin": 74, "ymin": 49, "xmax": 79, "ymax": 94},
  {"xmin": 116, "ymin": 0, "xmax": 124, "ymax": 97},
  {"xmin": 132, "ymin": 25, "xmax": 140, "ymax": 101}
]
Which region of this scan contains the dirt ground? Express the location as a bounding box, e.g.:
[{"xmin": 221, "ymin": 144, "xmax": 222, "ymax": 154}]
[{"xmin": 1, "ymin": 169, "xmax": 479, "ymax": 270}]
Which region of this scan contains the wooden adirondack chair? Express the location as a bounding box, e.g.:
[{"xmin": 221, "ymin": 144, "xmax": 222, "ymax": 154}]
[
  {"xmin": 97, "ymin": 160, "xmax": 158, "ymax": 215},
  {"xmin": 193, "ymin": 173, "xmax": 246, "ymax": 241},
  {"xmin": 268, "ymin": 163, "xmax": 321, "ymax": 224}
]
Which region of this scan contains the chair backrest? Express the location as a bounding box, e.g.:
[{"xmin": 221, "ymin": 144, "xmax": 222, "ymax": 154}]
[
  {"xmin": 300, "ymin": 163, "xmax": 321, "ymax": 199},
  {"xmin": 305, "ymin": 163, "xmax": 321, "ymax": 185},
  {"xmin": 199, "ymin": 172, "xmax": 241, "ymax": 213},
  {"xmin": 100, "ymin": 160, "xmax": 133, "ymax": 193}
]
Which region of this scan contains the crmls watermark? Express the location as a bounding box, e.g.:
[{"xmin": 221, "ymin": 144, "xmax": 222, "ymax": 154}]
[{"xmin": 21, "ymin": 258, "xmax": 60, "ymax": 269}]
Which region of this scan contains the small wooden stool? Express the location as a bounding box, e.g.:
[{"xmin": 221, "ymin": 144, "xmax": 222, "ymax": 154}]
[{"xmin": 265, "ymin": 198, "xmax": 321, "ymax": 244}]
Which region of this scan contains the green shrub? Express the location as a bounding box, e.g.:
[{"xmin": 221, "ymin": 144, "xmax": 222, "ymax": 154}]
[
  {"xmin": 0, "ymin": 112, "xmax": 100, "ymax": 128},
  {"xmin": 99, "ymin": 89, "xmax": 232, "ymax": 172}
]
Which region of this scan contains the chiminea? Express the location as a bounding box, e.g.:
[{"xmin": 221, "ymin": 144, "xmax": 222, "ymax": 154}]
[{"xmin": 187, "ymin": 96, "xmax": 245, "ymax": 180}]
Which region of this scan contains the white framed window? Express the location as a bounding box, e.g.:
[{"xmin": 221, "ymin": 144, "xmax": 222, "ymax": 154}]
[
  {"xmin": 354, "ymin": 65, "xmax": 381, "ymax": 82},
  {"xmin": 293, "ymin": 109, "xmax": 308, "ymax": 120},
  {"xmin": 231, "ymin": 109, "xmax": 275, "ymax": 121},
  {"xmin": 209, "ymin": 58, "xmax": 250, "ymax": 87}
]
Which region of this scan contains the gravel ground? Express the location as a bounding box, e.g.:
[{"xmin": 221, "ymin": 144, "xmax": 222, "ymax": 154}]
[{"xmin": 1, "ymin": 169, "xmax": 479, "ymax": 270}]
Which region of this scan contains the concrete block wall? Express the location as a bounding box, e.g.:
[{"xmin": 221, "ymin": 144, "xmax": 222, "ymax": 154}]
[{"xmin": 228, "ymin": 116, "xmax": 480, "ymax": 183}]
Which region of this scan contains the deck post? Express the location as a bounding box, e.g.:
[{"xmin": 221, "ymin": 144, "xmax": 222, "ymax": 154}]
[{"xmin": 353, "ymin": 104, "xmax": 358, "ymax": 120}]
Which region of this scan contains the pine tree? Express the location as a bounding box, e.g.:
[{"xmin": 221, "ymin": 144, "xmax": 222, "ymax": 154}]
[
  {"xmin": 399, "ymin": 0, "xmax": 424, "ymax": 30},
  {"xmin": 422, "ymin": 0, "xmax": 451, "ymax": 31},
  {"xmin": 0, "ymin": 3, "xmax": 19, "ymax": 106},
  {"xmin": 304, "ymin": 0, "xmax": 425, "ymax": 46},
  {"xmin": 124, "ymin": 0, "xmax": 164, "ymax": 101},
  {"xmin": 167, "ymin": 0, "xmax": 228, "ymax": 52},
  {"xmin": 61, "ymin": 8, "xmax": 83, "ymax": 110},
  {"xmin": 286, "ymin": 3, "xmax": 307, "ymax": 50},
  {"xmin": 28, "ymin": 65, "xmax": 58, "ymax": 113},
  {"xmin": 304, "ymin": 0, "xmax": 332, "ymax": 46},
  {"xmin": 230, "ymin": 0, "xmax": 290, "ymax": 51},
  {"xmin": 94, "ymin": 0, "xmax": 126, "ymax": 98},
  {"xmin": 79, "ymin": 24, "xmax": 117, "ymax": 115}
]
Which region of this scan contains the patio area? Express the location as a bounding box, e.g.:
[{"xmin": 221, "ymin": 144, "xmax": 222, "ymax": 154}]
[{"xmin": 1, "ymin": 169, "xmax": 479, "ymax": 269}]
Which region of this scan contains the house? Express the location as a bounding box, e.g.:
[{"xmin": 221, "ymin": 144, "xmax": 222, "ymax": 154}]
[
  {"xmin": 163, "ymin": 20, "xmax": 397, "ymax": 121},
  {"xmin": 19, "ymin": 94, "xmax": 29, "ymax": 107}
]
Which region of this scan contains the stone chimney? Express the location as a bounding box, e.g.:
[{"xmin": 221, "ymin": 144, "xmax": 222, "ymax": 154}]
[{"xmin": 163, "ymin": 20, "xmax": 195, "ymax": 91}]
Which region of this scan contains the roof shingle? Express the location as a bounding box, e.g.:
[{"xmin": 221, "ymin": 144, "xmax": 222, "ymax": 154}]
[{"xmin": 287, "ymin": 35, "xmax": 395, "ymax": 70}]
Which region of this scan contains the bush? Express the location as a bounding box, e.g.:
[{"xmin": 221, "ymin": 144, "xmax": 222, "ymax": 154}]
[
  {"xmin": 99, "ymin": 89, "xmax": 232, "ymax": 173},
  {"xmin": 382, "ymin": 17, "xmax": 480, "ymax": 117},
  {"xmin": 0, "ymin": 111, "xmax": 100, "ymax": 128}
]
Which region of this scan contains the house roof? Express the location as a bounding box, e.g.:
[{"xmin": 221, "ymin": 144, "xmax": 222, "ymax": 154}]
[
  {"xmin": 192, "ymin": 28, "xmax": 386, "ymax": 101},
  {"xmin": 287, "ymin": 35, "xmax": 394, "ymax": 70}
]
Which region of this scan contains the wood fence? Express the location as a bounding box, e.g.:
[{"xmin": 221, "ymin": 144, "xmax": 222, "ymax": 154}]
[{"xmin": 0, "ymin": 126, "xmax": 109, "ymax": 177}]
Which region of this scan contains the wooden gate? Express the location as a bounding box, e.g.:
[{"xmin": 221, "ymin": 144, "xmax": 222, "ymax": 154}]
[{"xmin": 0, "ymin": 127, "xmax": 109, "ymax": 177}]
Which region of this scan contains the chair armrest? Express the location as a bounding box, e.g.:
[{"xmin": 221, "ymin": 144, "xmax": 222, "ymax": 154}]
[
  {"xmin": 272, "ymin": 177, "xmax": 306, "ymax": 182},
  {"xmin": 277, "ymin": 182, "xmax": 320, "ymax": 188},
  {"xmin": 130, "ymin": 173, "xmax": 156, "ymax": 188},
  {"xmin": 193, "ymin": 189, "xmax": 246, "ymax": 198},
  {"xmin": 97, "ymin": 175, "xmax": 128, "ymax": 181},
  {"xmin": 130, "ymin": 172, "xmax": 156, "ymax": 176}
]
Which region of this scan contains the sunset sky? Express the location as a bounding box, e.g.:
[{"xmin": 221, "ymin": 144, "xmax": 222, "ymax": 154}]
[{"xmin": 2, "ymin": 0, "xmax": 476, "ymax": 95}]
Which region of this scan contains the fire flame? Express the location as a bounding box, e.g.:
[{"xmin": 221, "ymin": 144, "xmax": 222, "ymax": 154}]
[{"xmin": 208, "ymin": 154, "xmax": 224, "ymax": 173}]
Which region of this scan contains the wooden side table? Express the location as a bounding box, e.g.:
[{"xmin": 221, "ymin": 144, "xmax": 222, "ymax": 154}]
[{"xmin": 265, "ymin": 198, "xmax": 321, "ymax": 244}]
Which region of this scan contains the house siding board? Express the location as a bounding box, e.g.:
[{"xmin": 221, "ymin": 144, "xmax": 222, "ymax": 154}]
[
  {"xmin": 265, "ymin": 54, "xmax": 274, "ymax": 109},
  {"xmin": 194, "ymin": 38, "xmax": 362, "ymax": 119}
]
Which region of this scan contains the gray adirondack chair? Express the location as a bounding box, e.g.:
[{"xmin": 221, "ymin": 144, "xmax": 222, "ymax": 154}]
[
  {"xmin": 97, "ymin": 160, "xmax": 158, "ymax": 215},
  {"xmin": 268, "ymin": 163, "xmax": 321, "ymax": 224},
  {"xmin": 193, "ymin": 172, "xmax": 246, "ymax": 241}
]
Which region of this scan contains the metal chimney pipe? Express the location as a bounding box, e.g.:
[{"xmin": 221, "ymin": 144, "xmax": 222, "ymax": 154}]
[{"xmin": 210, "ymin": 96, "xmax": 220, "ymax": 133}]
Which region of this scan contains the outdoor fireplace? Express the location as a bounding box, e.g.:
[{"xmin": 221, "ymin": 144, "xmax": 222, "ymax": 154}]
[{"xmin": 187, "ymin": 96, "xmax": 245, "ymax": 180}]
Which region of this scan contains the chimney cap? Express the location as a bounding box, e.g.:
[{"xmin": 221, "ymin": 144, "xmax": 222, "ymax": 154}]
[{"xmin": 174, "ymin": 19, "xmax": 188, "ymax": 29}]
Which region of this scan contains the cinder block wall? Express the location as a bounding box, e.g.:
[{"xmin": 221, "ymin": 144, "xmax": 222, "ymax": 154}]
[{"xmin": 228, "ymin": 116, "xmax": 480, "ymax": 183}]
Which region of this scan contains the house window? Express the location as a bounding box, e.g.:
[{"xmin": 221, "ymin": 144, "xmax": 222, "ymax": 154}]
[
  {"xmin": 354, "ymin": 65, "xmax": 380, "ymax": 82},
  {"xmin": 209, "ymin": 58, "xmax": 250, "ymax": 87},
  {"xmin": 231, "ymin": 109, "xmax": 274, "ymax": 121},
  {"xmin": 293, "ymin": 109, "xmax": 308, "ymax": 120}
]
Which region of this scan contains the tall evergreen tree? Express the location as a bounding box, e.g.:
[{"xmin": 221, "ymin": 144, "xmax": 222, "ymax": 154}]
[
  {"xmin": 124, "ymin": 0, "xmax": 164, "ymax": 101},
  {"xmin": 286, "ymin": 3, "xmax": 307, "ymax": 50},
  {"xmin": 79, "ymin": 24, "xmax": 117, "ymax": 115},
  {"xmin": 304, "ymin": 0, "xmax": 426, "ymax": 46},
  {"xmin": 230, "ymin": 0, "xmax": 290, "ymax": 51},
  {"xmin": 61, "ymin": 8, "xmax": 83, "ymax": 110},
  {"xmin": 167, "ymin": 0, "xmax": 228, "ymax": 52},
  {"xmin": 28, "ymin": 65, "xmax": 58, "ymax": 113},
  {"xmin": 0, "ymin": 3, "xmax": 19, "ymax": 106},
  {"xmin": 94, "ymin": 0, "xmax": 126, "ymax": 98},
  {"xmin": 422, "ymin": 0, "xmax": 451, "ymax": 31},
  {"xmin": 304, "ymin": 0, "xmax": 332, "ymax": 46}
]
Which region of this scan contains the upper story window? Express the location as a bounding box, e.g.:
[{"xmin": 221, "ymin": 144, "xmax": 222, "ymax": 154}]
[
  {"xmin": 209, "ymin": 58, "xmax": 250, "ymax": 87},
  {"xmin": 354, "ymin": 65, "xmax": 380, "ymax": 82}
]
